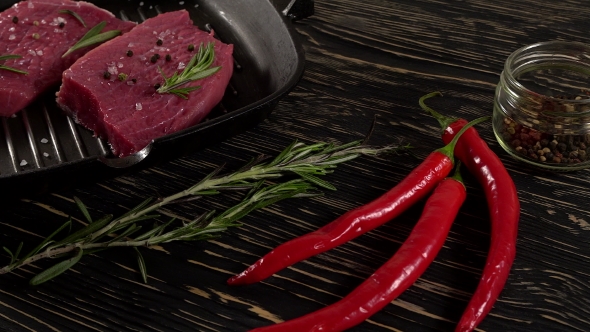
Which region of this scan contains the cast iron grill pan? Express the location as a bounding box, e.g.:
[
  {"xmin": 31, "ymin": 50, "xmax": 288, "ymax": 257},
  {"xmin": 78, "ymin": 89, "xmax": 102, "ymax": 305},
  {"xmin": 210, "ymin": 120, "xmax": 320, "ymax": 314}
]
[{"xmin": 0, "ymin": 0, "xmax": 312, "ymax": 197}]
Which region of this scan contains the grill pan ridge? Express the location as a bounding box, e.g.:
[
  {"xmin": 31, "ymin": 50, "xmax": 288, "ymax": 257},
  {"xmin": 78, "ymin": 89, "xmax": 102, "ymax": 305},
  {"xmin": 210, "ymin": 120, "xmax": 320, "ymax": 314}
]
[{"xmin": 0, "ymin": 0, "xmax": 313, "ymax": 197}]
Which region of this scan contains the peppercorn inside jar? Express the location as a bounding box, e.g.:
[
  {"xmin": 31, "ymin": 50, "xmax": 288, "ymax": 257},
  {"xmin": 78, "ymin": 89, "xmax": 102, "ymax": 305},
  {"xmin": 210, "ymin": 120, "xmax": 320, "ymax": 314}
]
[{"xmin": 493, "ymin": 41, "xmax": 590, "ymax": 171}]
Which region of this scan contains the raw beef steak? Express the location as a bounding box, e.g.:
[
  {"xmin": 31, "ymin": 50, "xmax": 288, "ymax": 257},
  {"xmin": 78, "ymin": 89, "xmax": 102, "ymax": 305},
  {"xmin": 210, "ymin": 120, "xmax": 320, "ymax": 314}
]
[
  {"xmin": 56, "ymin": 10, "xmax": 234, "ymax": 157},
  {"xmin": 0, "ymin": 0, "xmax": 135, "ymax": 117}
]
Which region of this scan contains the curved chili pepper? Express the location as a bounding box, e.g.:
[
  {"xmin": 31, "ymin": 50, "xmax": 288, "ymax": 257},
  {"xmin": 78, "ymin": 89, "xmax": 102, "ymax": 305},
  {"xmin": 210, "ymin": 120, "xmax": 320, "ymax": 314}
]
[
  {"xmin": 419, "ymin": 92, "xmax": 520, "ymax": 332},
  {"xmin": 228, "ymin": 117, "xmax": 488, "ymax": 286},
  {"xmin": 249, "ymin": 165, "xmax": 467, "ymax": 332}
]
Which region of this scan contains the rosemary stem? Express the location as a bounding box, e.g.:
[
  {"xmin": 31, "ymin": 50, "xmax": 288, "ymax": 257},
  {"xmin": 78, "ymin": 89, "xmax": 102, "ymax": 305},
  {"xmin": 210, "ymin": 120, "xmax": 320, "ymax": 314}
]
[
  {"xmin": 85, "ymin": 144, "xmax": 399, "ymax": 241},
  {"xmin": 0, "ymin": 140, "xmax": 407, "ymax": 284}
]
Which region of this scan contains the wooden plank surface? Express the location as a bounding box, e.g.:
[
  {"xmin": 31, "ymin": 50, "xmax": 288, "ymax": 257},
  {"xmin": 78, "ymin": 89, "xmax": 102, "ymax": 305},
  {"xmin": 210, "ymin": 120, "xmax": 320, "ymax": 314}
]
[{"xmin": 1, "ymin": 0, "xmax": 590, "ymax": 331}]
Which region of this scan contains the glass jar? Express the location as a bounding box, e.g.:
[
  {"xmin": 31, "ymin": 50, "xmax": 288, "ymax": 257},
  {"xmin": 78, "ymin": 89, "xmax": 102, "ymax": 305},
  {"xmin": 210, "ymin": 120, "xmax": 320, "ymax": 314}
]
[{"xmin": 493, "ymin": 41, "xmax": 590, "ymax": 171}]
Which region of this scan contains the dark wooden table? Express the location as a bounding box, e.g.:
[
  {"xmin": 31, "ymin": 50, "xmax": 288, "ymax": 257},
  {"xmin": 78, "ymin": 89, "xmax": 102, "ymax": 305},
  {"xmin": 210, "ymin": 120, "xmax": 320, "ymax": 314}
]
[{"xmin": 2, "ymin": 0, "xmax": 590, "ymax": 331}]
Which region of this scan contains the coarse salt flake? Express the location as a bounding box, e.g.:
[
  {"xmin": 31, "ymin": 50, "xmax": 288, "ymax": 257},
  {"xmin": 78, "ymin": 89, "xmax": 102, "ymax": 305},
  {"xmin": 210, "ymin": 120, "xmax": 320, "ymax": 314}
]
[
  {"xmin": 159, "ymin": 29, "xmax": 172, "ymax": 38},
  {"xmin": 107, "ymin": 62, "xmax": 118, "ymax": 75},
  {"xmin": 27, "ymin": 2, "xmax": 33, "ymax": 8},
  {"xmin": 8, "ymin": 27, "xmax": 14, "ymax": 32},
  {"xmin": 28, "ymin": 49, "xmax": 36, "ymax": 56},
  {"xmin": 136, "ymin": 103, "xmax": 143, "ymax": 110},
  {"xmin": 8, "ymin": 34, "xmax": 15, "ymax": 40},
  {"xmin": 43, "ymin": 152, "xmax": 50, "ymax": 158},
  {"xmin": 20, "ymin": 160, "xmax": 27, "ymax": 166},
  {"xmin": 50, "ymin": 17, "xmax": 61, "ymax": 26},
  {"xmin": 139, "ymin": 1, "xmax": 144, "ymax": 6},
  {"xmin": 178, "ymin": 62, "xmax": 186, "ymax": 70},
  {"xmin": 179, "ymin": 1, "xmax": 185, "ymax": 4},
  {"xmin": 37, "ymin": 50, "xmax": 43, "ymax": 56},
  {"xmin": 40, "ymin": 138, "xmax": 48, "ymax": 143},
  {"xmin": 117, "ymin": 62, "xmax": 124, "ymax": 68}
]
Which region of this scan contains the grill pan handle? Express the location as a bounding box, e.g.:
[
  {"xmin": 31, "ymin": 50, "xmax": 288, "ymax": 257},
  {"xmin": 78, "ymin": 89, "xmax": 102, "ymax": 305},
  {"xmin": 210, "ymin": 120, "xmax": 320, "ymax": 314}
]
[{"xmin": 271, "ymin": 0, "xmax": 314, "ymax": 21}]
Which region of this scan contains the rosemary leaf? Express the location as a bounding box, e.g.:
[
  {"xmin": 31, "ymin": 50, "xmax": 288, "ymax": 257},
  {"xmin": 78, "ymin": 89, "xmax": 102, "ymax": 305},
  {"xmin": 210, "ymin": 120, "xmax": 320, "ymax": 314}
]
[
  {"xmin": 134, "ymin": 219, "xmax": 173, "ymax": 241},
  {"xmin": 269, "ymin": 140, "xmax": 299, "ymax": 167},
  {"xmin": 2, "ymin": 247, "xmax": 14, "ymax": 264},
  {"xmin": 156, "ymin": 42, "xmax": 221, "ymax": 98},
  {"xmin": 74, "ymin": 196, "xmax": 92, "ymax": 223},
  {"xmin": 58, "ymin": 9, "xmax": 87, "ymax": 27},
  {"xmin": 294, "ymin": 171, "xmax": 337, "ymax": 191},
  {"xmin": 0, "ymin": 54, "xmax": 28, "ymax": 75},
  {"xmin": 53, "ymin": 214, "xmax": 113, "ymax": 247},
  {"xmin": 0, "ymin": 54, "xmax": 22, "ymax": 61},
  {"xmin": 13, "ymin": 242, "xmax": 23, "ymax": 262},
  {"xmin": 155, "ymin": 219, "xmax": 177, "ymax": 237},
  {"xmin": 134, "ymin": 248, "xmax": 148, "ymax": 283},
  {"xmin": 29, "ymin": 248, "xmax": 83, "ymax": 285},
  {"xmin": 119, "ymin": 197, "xmax": 154, "ymax": 219},
  {"xmin": 62, "ymin": 21, "xmax": 121, "ymax": 58}
]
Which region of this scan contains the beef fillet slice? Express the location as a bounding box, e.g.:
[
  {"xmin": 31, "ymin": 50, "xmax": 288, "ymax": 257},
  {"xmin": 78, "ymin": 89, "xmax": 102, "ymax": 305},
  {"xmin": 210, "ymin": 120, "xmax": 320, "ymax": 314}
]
[
  {"xmin": 0, "ymin": 0, "xmax": 135, "ymax": 117},
  {"xmin": 56, "ymin": 10, "xmax": 234, "ymax": 157}
]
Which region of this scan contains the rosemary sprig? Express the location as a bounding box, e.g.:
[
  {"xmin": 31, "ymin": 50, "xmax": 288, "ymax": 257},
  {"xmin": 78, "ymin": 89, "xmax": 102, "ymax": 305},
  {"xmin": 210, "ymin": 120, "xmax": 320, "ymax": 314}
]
[
  {"xmin": 157, "ymin": 42, "xmax": 221, "ymax": 99},
  {"xmin": 0, "ymin": 54, "xmax": 28, "ymax": 75},
  {"xmin": 62, "ymin": 21, "xmax": 121, "ymax": 58},
  {"xmin": 58, "ymin": 9, "xmax": 87, "ymax": 27},
  {"xmin": 0, "ymin": 140, "xmax": 407, "ymax": 285}
]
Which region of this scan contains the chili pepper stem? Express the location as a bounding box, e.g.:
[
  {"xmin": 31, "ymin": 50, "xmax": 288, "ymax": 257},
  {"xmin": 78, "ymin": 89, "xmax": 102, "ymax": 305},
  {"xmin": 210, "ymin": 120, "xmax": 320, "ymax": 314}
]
[
  {"xmin": 437, "ymin": 116, "xmax": 490, "ymax": 162},
  {"xmin": 419, "ymin": 91, "xmax": 459, "ymax": 130},
  {"xmin": 450, "ymin": 160, "xmax": 464, "ymax": 186}
]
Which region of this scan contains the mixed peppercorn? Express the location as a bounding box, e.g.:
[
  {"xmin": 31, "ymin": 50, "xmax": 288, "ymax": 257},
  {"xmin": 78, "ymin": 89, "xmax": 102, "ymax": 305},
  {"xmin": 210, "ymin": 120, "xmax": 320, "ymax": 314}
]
[
  {"xmin": 501, "ymin": 117, "xmax": 590, "ymax": 164},
  {"xmin": 500, "ymin": 93, "xmax": 590, "ymax": 165}
]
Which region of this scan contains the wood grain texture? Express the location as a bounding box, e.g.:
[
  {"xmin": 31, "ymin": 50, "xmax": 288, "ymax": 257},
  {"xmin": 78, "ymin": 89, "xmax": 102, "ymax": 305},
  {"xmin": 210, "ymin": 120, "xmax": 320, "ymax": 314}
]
[{"xmin": 2, "ymin": 0, "xmax": 590, "ymax": 331}]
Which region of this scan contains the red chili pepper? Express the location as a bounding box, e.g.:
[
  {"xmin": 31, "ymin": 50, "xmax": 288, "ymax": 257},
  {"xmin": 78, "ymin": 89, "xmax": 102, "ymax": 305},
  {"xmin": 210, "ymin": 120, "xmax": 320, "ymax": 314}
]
[
  {"xmin": 419, "ymin": 92, "xmax": 520, "ymax": 332},
  {"xmin": 248, "ymin": 166, "xmax": 467, "ymax": 332},
  {"xmin": 227, "ymin": 117, "xmax": 487, "ymax": 286}
]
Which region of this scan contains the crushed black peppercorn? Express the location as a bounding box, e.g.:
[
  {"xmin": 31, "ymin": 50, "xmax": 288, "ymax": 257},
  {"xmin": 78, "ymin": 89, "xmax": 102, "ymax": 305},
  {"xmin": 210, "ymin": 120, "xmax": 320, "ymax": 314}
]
[
  {"xmin": 131, "ymin": 78, "xmax": 137, "ymax": 84},
  {"xmin": 103, "ymin": 71, "xmax": 111, "ymax": 79},
  {"xmin": 126, "ymin": 50, "xmax": 133, "ymax": 57},
  {"xmin": 188, "ymin": 44, "xmax": 195, "ymax": 52},
  {"xmin": 156, "ymin": 39, "xmax": 163, "ymax": 46},
  {"xmin": 154, "ymin": 83, "xmax": 161, "ymax": 89},
  {"xmin": 165, "ymin": 54, "xmax": 171, "ymax": 62},
  {"xmin": 150, "ymin": 54, "xmax": 160, "ymax": 63},
  {"xmin": 59, "ymin": 22, "xmax": 65, "ymax": 28},
  {"xmin": 12, "ymin": 16, "xmax": 18, "ymax": 24}
]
